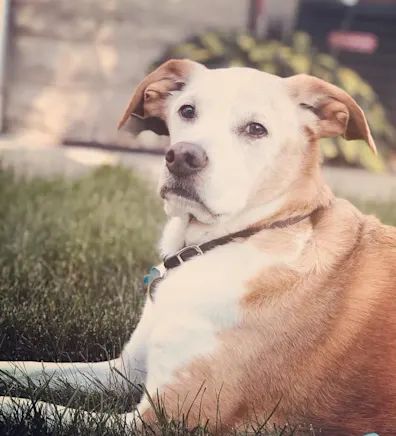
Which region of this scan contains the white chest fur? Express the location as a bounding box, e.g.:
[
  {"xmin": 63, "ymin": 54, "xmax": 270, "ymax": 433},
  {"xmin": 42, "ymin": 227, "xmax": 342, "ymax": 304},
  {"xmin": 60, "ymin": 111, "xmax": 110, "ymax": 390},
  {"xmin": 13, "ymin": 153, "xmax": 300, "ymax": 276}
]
[
  {"xmin": 143, "ymin": 241, "xmax": 274, "ymax": 392},
  {"xmin": 120, "ymin": 212, "xmax": 310, "ymax": 405}
]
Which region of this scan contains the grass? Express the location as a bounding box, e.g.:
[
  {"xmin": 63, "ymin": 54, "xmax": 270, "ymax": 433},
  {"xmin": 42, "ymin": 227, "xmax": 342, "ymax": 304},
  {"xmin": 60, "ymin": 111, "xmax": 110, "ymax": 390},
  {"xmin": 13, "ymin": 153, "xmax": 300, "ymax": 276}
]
[
  {"xmin": 0, "ymin": 165, "xmax": 395, "ymax": 435},
  {"xmin": 0, "ymin": 166, "xmax": 164, "ymax": 435},
  {"xmin": 349, "ymin": 199, "xmax": 396, "ymax": 227}
]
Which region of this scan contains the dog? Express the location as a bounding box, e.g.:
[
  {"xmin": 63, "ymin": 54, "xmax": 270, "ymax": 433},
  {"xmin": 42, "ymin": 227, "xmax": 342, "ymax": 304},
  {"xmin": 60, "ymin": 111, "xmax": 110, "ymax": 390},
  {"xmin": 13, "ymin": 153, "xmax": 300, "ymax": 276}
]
[{"xmin": 1, "ymin": 59, "xmax": 396, "ymax": 435}]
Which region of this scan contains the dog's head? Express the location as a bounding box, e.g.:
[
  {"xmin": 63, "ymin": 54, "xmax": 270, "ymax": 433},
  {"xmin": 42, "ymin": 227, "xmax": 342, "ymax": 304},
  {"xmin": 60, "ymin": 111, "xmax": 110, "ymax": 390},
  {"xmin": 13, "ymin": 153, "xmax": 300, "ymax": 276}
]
[{"xmin": 119, "ymin": 60, "xmax": 376, "ymax": 224}]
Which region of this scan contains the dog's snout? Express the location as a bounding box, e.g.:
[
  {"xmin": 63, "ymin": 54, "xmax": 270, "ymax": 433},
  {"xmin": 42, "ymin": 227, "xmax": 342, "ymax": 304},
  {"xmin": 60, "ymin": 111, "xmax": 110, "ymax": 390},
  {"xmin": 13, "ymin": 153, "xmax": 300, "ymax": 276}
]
[{"xmin": 165, "ymin": 142, "xmax": 208, "ymax": 177}]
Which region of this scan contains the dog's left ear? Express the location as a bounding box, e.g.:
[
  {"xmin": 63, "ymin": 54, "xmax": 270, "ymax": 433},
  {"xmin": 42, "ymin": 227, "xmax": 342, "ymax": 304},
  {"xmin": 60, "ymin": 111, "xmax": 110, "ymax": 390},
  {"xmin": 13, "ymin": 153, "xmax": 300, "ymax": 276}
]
[
  {"xmin": 284, "ymin": 74, "xmax": 377, "ymax": 154},
  {"xmin": 118, "ymin": 59, "xmax": 201, "ymax": 131}
]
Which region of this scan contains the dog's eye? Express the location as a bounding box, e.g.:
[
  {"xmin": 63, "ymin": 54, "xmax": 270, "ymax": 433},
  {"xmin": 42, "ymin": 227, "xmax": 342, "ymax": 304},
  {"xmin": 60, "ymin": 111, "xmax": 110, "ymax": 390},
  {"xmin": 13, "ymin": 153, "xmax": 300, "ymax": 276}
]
[
  {"xmin": 245, "ymin": 122, "xmax": 267, "ymax": 138},
  {"xmin": 179, "ymin": 105, "xmax": 196, "ymax": 120}
]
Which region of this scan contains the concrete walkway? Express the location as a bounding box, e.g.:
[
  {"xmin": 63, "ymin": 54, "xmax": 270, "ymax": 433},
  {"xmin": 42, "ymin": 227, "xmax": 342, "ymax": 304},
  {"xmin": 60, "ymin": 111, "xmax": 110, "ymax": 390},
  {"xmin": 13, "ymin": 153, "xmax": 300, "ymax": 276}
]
[{"xmin": 1, "ymin": 136, "xmax": 395, "ymax": 202}]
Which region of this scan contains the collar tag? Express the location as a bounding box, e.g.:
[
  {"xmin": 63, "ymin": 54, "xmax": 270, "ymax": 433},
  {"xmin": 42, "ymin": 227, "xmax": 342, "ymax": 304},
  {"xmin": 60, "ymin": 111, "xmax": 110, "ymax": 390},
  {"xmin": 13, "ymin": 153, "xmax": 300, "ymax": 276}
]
[{"xmin": 144, "ymin": 264, "xmax": 166, "ymax": 302}]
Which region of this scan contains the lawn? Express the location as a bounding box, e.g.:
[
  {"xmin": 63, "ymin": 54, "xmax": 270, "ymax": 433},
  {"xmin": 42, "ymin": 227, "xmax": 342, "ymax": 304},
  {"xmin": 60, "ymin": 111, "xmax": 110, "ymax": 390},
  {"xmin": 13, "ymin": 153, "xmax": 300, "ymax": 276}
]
[{"xmin": 0, "ymin": 165, "xmax": 395, "ymax": 435}]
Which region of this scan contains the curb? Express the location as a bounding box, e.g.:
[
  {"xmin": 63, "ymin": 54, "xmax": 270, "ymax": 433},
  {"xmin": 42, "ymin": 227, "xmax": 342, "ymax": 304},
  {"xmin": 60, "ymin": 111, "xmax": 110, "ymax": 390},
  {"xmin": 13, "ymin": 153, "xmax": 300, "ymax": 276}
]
[{"xmin": 0, "ymin": 140, "xmax": 395, "ymax": 202}]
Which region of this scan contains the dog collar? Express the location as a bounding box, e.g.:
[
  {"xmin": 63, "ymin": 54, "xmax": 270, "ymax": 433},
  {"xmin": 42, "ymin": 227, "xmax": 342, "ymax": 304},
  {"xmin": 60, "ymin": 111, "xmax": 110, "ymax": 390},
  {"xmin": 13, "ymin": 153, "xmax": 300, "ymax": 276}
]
[
  {"xmin": 144, "ymin": 211, "xmax": 314, "ymax": 302},
  {"xmin": 164, "ymin": 211, "xmax": 314, "ymax": 269}
]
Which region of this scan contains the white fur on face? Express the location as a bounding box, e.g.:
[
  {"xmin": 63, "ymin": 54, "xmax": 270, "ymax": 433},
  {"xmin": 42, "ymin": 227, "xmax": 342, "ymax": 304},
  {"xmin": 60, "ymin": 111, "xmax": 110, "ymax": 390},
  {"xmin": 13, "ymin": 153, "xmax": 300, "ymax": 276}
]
[{"xmin": 158, "ymin": 67, "xmax": 305, "ymax": 223}]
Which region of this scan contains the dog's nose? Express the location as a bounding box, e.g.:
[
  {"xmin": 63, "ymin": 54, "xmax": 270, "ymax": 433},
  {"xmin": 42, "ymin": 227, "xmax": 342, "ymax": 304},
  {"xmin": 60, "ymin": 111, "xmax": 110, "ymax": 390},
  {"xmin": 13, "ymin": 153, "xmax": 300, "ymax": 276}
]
[{"xmin": 165, "ymin": 142, "xmax": 208, "ymax": 177}]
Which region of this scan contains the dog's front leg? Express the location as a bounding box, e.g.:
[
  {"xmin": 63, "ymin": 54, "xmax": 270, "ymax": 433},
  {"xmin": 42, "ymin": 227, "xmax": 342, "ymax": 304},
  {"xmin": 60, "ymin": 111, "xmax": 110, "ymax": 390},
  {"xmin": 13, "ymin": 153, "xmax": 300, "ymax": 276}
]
[
  {"xmin": 0, "ymin": 298, "xmax": 156, "ymax": 430},
  {"xmin": 0, "ymin": 359, "xmax": 123, "ymax": 392},
  {"xmin": 0, "ymin": 297, "xmax": 155, "ymax": 396},
  {"xmin": 0, "ymin": 395, "xmax": 97, "ymax": 427},
  {"xmin": 0, "ymin": 395, "xmax": 134, "ymax": 430}
]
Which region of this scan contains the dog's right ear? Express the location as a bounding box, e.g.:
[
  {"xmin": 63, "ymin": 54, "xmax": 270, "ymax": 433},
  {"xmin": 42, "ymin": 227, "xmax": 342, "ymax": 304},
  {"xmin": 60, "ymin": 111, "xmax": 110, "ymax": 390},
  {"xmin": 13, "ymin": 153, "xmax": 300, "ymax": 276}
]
[{"xmin": 118, "ymin": 59, "xmax": 201, "ymax": 131}]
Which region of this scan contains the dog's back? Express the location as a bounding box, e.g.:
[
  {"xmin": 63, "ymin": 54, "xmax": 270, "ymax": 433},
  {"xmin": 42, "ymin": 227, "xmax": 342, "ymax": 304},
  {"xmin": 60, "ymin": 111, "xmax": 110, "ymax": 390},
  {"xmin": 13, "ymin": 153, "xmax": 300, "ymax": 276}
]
[
  {"xmin": 241, "ymin": 200, "xmax": 396, "ymax": 435},
  {"xmin": 316, "ymin": 209, "xmax": 396, "ymax": 435}
]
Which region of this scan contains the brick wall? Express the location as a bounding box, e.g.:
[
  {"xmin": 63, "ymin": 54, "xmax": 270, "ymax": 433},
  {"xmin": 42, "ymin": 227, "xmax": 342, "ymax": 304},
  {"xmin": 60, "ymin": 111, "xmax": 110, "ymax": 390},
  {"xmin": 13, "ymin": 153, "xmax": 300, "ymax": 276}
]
[{"xmin": 5, "ymin": 0, "xmax": 246, "ymax": 145}]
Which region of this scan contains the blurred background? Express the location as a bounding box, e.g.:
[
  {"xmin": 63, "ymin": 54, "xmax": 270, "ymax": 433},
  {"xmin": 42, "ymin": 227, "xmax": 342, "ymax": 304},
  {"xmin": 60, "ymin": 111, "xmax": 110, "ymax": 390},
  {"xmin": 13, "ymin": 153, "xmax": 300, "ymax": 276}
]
[{"xmin": 0, "ymin": 0, "xmax": 396, "ymax": 175}]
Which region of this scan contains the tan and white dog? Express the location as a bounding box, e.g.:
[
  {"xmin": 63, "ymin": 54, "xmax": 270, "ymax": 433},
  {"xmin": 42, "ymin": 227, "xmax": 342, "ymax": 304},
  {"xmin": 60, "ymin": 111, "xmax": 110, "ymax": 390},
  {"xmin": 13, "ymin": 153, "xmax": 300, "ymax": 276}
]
[{"xmin": 1, "ymin": 59, "xmax": 396, "ymax": 435}]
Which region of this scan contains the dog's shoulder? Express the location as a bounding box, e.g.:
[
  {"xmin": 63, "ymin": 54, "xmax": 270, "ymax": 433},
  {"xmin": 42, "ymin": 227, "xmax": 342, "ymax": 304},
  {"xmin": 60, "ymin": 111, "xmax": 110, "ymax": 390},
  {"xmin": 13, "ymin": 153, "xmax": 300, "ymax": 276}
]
[
  {"xmin": 326, "ymin": 198, "xmax": 396, "ymax": 312},
  {"xmin": 361, "ymin": 211, "xmax": 396, "ymax": 250}
]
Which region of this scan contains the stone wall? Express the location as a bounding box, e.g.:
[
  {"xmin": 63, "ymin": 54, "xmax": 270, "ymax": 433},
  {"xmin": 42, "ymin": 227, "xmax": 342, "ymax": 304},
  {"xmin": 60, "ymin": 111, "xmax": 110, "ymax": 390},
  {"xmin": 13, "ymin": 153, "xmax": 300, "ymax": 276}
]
[{"xmin": 5, "ymin": 0, "xmax": 246, "ymax": 145}]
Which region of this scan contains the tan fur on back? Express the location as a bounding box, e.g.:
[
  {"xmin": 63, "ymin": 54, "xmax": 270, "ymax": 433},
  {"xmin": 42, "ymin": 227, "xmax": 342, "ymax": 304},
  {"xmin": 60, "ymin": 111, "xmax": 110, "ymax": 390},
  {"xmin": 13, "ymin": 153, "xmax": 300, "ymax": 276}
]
[{"xmin": 242, "ymin": 200, "xmax": 396, "ymax": 435}]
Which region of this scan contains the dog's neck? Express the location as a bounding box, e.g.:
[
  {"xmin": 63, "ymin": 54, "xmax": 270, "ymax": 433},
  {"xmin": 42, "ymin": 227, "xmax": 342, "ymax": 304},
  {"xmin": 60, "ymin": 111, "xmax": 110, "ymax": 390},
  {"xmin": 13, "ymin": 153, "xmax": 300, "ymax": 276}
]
[{"xmin": 159, "ymin": 177, "xmax": 334, "ymax": 259}]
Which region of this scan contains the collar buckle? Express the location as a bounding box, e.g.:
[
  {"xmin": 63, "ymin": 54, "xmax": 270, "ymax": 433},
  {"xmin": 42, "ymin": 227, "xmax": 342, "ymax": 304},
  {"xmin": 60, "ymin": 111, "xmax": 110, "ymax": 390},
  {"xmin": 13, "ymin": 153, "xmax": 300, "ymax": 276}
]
[
  {"xmin": 163, "ymin": 209, "xmax": 316, "ymax": 271},
  {"xmin": 175, "ymin": 245, "xmax": 204, "ymax": 264},
  {"xmin": 164, "ymin": 244, "xmax": 204, "ymax": 269}
]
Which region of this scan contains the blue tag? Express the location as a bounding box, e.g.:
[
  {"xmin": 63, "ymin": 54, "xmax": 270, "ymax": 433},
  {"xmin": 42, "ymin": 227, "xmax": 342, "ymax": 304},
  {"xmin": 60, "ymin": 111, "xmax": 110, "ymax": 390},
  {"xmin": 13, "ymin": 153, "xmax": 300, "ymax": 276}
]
[
  {"xmin": 363, "ymin": 433, "xmax": 379, "ymax": 436},
  {"xmin": 143, "ymin": 267, "xmax": 160, "ymax": 286}
]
